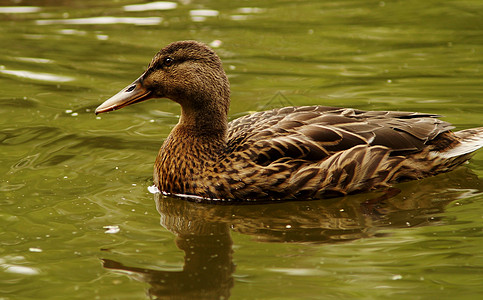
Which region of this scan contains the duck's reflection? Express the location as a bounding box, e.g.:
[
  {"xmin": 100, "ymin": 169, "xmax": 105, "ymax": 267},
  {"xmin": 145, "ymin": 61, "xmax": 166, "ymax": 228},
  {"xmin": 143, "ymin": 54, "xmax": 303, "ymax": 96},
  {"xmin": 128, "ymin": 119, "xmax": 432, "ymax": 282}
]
[
  {"xmin": 103, "ymin": 221, "xmax": 234, "ymax": 299},
  {"xmin": 103, "ymin": 168, "xmax": 481, "ymax": 299}
]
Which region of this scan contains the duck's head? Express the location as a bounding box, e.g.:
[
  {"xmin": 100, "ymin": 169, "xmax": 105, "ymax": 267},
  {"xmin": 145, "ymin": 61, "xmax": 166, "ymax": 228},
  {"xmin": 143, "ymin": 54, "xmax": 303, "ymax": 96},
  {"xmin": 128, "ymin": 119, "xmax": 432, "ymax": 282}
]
[{"xmin": 95, "ymin": 41, "xmax": 230, "ymax": 119}]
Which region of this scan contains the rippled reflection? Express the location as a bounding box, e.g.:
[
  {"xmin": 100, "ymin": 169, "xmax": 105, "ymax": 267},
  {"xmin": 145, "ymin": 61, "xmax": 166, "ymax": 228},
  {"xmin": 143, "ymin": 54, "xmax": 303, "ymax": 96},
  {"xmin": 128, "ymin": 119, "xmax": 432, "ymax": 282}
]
[
  {"xmin": 102, "ymin": 168, "xmax": 482, "ymax": 298},
  {"xmin": 36, "ymin": 16, "xmax": 163, "ymax": 26},
  {"xmin": 123, "ymin": 1, "xmax": 178, "ymax": 12},
  {"xmin": 0, "ymin": 69, "xmax": 73, "ymax": 82},
  {"xmin": 0, "ymin": 6, "xmax": 40, "ymax": 13}
]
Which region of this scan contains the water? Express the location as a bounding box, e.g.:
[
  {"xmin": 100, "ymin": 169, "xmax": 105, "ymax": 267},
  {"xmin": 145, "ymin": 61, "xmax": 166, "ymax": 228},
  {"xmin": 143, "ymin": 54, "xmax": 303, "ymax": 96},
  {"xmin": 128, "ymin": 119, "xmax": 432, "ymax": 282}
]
[{"xmin": 1, "ymin": 0, "xmax": 482, "ymax": 299}]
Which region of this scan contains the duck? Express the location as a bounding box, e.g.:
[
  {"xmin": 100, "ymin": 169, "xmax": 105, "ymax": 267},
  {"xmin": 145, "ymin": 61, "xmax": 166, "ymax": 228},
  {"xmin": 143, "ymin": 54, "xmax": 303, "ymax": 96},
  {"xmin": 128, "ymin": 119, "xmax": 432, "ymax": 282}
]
[{"xmin": 95, "ymin": 40, "xmax": 483, "ymax": 201}]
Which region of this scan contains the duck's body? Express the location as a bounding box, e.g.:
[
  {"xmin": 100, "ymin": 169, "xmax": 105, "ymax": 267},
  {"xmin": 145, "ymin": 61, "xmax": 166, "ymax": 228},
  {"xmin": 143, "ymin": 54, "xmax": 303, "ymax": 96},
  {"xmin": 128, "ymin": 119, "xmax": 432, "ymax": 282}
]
[{"xmin": 96, "ymin": 41, "xmax": 483, "ymax": 201}]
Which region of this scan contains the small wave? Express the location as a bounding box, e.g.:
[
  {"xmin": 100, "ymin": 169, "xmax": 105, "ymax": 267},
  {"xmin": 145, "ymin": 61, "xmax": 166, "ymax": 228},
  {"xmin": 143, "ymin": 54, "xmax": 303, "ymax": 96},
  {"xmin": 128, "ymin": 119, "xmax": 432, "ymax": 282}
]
[
  {"xmin": 0, "ymin": 69, "xmax": 73, "ymax": 82},
  {"xmin": 147, "ymin": 185, "xmax": 160, "ymax": 194},
  {"xmin": 0, "ymin": 6, "xmax": 40, "ymax": 14},
  {"xmin": 36, "ymin": 16, "xmax": 162, "ymax": 26},
  {"xmin": 124, "ymin": 1, "xmax": 177, "ymax": 12}
]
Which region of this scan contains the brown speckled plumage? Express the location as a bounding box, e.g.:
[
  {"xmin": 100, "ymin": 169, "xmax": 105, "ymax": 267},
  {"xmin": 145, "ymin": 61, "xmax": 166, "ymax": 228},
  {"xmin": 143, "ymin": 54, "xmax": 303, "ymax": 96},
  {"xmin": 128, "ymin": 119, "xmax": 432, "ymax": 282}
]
[{"xmin": 96, "ymin": 41, "xmax": 483, "ymax": 201}]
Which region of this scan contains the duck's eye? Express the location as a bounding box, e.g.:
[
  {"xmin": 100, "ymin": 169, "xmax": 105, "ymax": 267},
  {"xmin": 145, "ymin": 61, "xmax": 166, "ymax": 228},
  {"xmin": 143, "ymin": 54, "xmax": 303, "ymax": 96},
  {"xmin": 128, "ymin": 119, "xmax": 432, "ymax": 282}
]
[{"xmin": 163, "ymin": 57, "xmax": 174, "ymax": 67}]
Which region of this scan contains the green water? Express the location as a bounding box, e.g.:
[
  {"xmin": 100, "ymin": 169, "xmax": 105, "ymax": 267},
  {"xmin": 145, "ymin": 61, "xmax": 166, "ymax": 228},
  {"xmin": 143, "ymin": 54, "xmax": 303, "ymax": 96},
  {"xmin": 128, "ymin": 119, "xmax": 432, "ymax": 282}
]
[{"xmin": 1, "ymin": 0, "xmax": 483, "ymax": 299}]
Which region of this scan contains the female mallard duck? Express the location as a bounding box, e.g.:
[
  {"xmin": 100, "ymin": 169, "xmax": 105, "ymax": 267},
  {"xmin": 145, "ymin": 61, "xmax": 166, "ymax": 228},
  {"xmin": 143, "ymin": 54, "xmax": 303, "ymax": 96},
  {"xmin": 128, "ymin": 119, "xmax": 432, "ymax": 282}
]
[{"xmin": 96, "ymin": 41, "xmax": 483, "ymax": 201}]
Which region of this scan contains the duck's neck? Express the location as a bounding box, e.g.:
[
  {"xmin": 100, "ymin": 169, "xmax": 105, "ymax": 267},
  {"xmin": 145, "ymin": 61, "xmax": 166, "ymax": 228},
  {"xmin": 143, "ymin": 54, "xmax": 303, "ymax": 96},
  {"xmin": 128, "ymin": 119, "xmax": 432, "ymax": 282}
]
[
  {"xmin": 154, "ymin": 98, "xmax": 228, "ymax": 194},
  {"xmin": 178, "ymin": 102, "xmax": 228, "ymax": 138}
]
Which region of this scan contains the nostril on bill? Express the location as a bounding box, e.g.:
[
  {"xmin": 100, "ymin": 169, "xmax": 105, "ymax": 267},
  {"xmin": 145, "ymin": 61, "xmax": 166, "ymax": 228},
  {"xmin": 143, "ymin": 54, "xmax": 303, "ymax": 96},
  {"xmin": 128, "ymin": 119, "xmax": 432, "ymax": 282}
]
[{"xmin": 126, "ymin": 85, "xmax": 136, "ymax": 93}]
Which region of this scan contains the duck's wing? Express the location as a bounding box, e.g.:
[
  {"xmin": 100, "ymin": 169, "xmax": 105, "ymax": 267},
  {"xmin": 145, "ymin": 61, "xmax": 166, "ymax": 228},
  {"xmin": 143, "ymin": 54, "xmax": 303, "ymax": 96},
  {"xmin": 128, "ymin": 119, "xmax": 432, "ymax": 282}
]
[{"xmin": 226, "ymin": 106, "xmax": 455, "ymax": 165}]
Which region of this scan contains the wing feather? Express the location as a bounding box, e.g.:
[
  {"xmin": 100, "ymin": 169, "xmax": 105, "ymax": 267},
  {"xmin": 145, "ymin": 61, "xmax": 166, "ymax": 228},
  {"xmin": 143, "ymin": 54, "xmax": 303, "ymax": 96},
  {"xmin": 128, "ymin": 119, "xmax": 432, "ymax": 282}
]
[{"xmin": 226, "ymin": 106, "xmax": 453, "ymax": 168}]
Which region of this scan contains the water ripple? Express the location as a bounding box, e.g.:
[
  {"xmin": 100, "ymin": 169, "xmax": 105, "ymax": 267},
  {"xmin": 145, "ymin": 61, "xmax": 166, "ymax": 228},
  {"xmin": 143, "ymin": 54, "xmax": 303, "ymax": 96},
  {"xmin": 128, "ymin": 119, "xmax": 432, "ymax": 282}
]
[
  {"xmin": 189, "ymin": 9, "xmax": 219, "ymax": 22},
  {"xmin": 14, "ymin": 57, "xmax": 53, "ymax": 64},
  {"xmin": 0, "ymin": 6, "xmax": 40, "ymax": 14},
  {"xmin": 123, "ymin": 1, "xmax": 177, "ymax": 12},
  {"xmin": 36, "ymin": 16, "xmax": 163, "ymax": 26},
  {"xmin": 0, "ymin": 69, "xmax": 73, "ymax": 83}
]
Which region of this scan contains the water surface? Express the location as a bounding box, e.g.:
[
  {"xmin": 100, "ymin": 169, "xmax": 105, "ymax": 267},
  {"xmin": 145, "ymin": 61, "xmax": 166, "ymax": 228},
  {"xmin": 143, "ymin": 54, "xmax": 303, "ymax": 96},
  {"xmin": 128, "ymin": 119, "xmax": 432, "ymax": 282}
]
[{"xmin": 1, "ymin": 0, "xmax": 482, "ymax": 299}]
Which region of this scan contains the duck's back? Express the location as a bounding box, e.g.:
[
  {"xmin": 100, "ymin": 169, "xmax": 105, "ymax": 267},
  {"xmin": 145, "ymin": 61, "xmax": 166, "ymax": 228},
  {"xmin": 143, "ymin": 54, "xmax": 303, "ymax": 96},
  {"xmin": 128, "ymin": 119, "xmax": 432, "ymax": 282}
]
[
  {"xmin": 226, "ymin": 105, "xmax": 455, "ymax": 159},
  {"xmin": 213, "ymin": 106, "xmax": 478, "ymax": 200}
]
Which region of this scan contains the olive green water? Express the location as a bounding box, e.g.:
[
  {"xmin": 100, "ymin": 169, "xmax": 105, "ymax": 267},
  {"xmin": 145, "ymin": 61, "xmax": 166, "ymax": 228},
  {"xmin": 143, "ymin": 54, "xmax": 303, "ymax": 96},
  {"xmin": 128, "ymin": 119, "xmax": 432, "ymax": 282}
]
[{"xmin": 1, "ymin": 0, "xmax": 483, "ymax": 299}]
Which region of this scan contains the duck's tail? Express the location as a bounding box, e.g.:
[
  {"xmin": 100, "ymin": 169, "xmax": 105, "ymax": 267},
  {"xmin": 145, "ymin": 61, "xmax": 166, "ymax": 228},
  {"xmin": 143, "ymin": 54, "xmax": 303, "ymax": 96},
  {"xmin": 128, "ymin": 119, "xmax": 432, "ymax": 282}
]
[
  {"xmin": 396, "ymin": 127, "xmax": 483, "ymax": 182},
  {"xmin": 437, "ymin": 127, "xmax": 483, "ymax": 159}
]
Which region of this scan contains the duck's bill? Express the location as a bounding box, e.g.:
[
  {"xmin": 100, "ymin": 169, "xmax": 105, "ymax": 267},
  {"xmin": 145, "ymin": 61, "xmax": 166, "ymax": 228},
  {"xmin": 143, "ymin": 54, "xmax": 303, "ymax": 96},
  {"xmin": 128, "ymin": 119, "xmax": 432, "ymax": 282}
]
[{"xmin": 95, "ymin": 75, "xmax": 152, "ymax": 114}]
